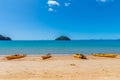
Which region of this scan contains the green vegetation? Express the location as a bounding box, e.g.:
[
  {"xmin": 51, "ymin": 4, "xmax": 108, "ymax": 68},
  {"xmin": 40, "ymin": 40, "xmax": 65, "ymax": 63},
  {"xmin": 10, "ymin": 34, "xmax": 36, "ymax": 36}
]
[
  {"xmin": 0, "ymin": 35, "xmax": 11, "ymax": 40},
  {"xmin": 55, "ymin": 36, "xmax": 71, "ymax": 41}
]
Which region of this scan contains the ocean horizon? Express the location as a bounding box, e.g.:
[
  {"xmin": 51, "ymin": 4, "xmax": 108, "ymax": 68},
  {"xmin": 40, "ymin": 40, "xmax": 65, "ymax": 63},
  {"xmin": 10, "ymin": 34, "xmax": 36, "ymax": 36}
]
[{"xmin": 0, "ymin": 40, "xmax": 120, "ymax": 55}]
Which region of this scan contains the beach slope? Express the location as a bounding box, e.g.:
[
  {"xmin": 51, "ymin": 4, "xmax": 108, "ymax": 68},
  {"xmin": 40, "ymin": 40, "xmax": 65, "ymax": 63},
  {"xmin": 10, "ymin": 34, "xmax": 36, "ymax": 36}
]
[{"xmin": 0, "ymin": 55, "xmax": 120, "ymax": 80}]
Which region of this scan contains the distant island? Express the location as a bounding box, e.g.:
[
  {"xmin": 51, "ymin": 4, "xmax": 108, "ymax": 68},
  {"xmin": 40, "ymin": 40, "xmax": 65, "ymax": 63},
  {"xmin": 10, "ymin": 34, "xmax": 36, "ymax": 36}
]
[
  {"xmin": 55, "ymin": 36, "xmax": 71, "ymax": 41},
  {"xmin": 0, "ymin": 35, "xmax": 11, "ymax": 40}
]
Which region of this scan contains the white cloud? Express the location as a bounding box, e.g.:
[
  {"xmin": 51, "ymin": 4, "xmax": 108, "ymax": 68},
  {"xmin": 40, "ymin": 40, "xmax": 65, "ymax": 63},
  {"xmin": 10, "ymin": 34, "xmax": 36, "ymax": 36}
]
[
  {"xmin": 47, "ymin": 0, "xmax": 60, "ymax": 12},
  {"xmin": 96, "ymin": 0, "xmax": 114, "ymax": 3},
  {"xmin": 65, "ymin": 2, "xmax": 71, "ymax": 7},
  {"xmin": 96, "ymin": 0, "xmax": 107, "ymax": 3},
  {"xmin": 47, "ymin": 0, "xmax": 72, "ymax": 12},
  {"xmin": 47, "ymin": 0, "xmax": 60, "ymax": 7},
  {"xmin": 48, "ymin": 8, "xmax": 54, "ymax": 12}
]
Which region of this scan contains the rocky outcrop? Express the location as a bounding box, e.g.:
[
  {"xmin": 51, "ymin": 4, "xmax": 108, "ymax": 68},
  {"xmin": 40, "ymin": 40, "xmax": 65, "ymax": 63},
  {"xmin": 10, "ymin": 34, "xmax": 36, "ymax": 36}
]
[
  {"xmin": 0, "ymin": 35, "xmax": 11, "ymax": 40},
  {"xmin": 55, "ymin": 36, "xmax": 71, "ymax": 41}
]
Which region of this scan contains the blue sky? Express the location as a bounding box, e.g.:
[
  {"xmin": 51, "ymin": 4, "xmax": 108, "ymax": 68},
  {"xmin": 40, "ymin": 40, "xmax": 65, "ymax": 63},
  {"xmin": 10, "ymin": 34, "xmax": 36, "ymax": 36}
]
[{"xmin": 0, "ymin": 0, "xmax": 120, "ymax": 40}]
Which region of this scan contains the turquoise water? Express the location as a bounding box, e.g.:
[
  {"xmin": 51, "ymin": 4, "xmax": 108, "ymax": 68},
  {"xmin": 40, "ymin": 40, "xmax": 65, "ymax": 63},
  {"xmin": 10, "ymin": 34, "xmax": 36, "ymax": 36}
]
[{"xmin": 0, "ymin": 40, "xmax": 120, "ymax": 55}]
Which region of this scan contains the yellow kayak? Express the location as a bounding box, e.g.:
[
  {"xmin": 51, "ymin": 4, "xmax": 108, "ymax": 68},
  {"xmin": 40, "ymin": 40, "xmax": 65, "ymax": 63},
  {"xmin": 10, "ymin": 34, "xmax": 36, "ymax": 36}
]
[
  {"xmin": 92, "ymin": 53, "xmax": 117, "ymax": 58},
  {"xmin": 41, "ymin": 53, "xmax": 51, "ymax": 60},
  {"xmin": 6, "ymin": 54, "xmax": 26, "ymax": 60},
  {"xmin": 73, "ymin": 54, "xmax": 82, "ymax": 58},
  {"xmin": 73, "ymin": 54, "xmax": 87, "ymax": 59}
]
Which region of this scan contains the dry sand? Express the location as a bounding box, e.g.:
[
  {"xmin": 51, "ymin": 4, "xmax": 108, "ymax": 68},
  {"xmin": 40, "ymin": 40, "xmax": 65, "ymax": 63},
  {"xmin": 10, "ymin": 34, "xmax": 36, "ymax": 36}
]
[{"xmin": 0, "ymin": 55, "xmax": 120, "ymax": 80}]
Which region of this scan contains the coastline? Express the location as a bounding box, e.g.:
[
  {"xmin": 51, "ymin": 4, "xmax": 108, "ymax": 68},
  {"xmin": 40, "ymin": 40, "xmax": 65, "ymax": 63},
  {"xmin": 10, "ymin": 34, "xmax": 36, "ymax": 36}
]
[{"xmin": 0, "ymin": 55, "xmax": 120, "ymax": 80}]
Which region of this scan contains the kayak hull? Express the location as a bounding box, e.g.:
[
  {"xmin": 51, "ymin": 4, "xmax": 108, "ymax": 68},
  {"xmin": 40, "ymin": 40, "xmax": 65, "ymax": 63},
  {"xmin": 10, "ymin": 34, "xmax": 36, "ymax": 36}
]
[
  {"xmin": 6, "ymin": 54, "xmax": 26, "ymax": 60},
  {"xmin": 92, "ymin": 53, "xmax": 117, "ymax": 58},
  {"xmin": 73, "ymin": 54, "xmax": 87, "ymax": 59},
  {"xmin": 41, "ymin": 53, "xmax": 51, "ymax": 60}
]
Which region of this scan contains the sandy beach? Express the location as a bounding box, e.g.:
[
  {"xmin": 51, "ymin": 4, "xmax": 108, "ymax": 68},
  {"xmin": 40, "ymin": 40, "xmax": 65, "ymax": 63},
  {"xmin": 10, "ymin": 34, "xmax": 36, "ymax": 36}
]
[{"xmin": 0, "ymin": 55, "xmax": 120, "ymax": 80}]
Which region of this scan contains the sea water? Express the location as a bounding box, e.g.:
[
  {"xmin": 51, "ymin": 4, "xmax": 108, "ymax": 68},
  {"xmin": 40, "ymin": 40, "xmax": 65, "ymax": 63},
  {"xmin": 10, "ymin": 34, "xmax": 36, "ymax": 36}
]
[{"xmin": 0, "ymin": 40, "xmax": 120, "ymax": 55}]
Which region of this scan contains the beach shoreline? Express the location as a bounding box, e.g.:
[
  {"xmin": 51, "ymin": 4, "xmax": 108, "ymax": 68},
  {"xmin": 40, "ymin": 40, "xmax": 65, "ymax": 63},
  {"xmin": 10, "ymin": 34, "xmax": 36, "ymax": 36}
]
[{"xmin": 0, "ymin": 55, "xmax": 120, "ymax": 80}]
